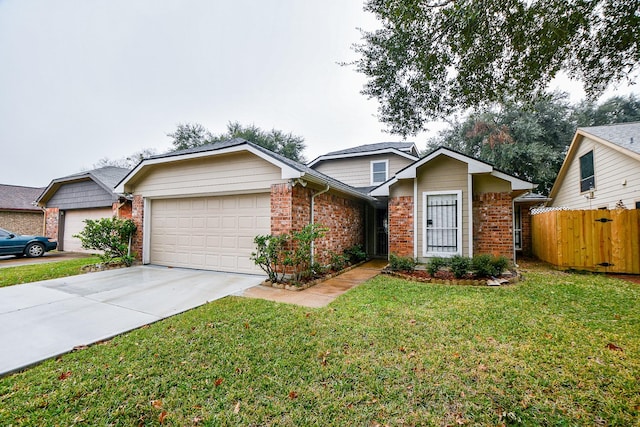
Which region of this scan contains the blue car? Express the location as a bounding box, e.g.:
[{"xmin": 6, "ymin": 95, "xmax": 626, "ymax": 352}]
[{"xmin": 0, "ymin": 227, "xmax": 58, "ymax": 257}]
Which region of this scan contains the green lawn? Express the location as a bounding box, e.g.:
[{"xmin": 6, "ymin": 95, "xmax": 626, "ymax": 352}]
[
  {"xmin": 0, "ymin": 256, "xmax": 101, "ymax": 288},
  {"xmin": 1, "ymin": 269, "xmax": 638, "ymax": 425}
]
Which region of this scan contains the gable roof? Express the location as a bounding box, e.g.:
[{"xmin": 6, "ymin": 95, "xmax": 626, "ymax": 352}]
[
  {"xmin": 37, "ymin": 166, "xmax": 131, "ymax": 205},
  {"xmin": 307, "ymin": 142, "xmax": 419, "ymax": 167},
  {"xmin": 0, "ymin": 184, "xmax": 44, "ymax": 212},
  {"xmin": 370, "ymin": 146, "xmax": 535, "ymax": 196},
  {"xmin": 548, "ymin": 122, "xmax": 640, "ymax": 200},
  {"xmin": 116, "ymin": 139, "xmax": 377, "ymax": 202}
]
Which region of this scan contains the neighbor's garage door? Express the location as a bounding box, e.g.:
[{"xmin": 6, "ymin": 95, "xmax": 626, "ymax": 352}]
[
  {"xmin": 62, "ymin": 207, "xmax": 113, "ymax": 252},
  {"xmin": 149, "ymin": 194, "xmax": 270, "ymax": 274}
]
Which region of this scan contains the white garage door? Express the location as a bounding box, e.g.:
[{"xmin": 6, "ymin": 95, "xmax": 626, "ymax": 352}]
[
  {"xmin": 62, "ymin": 208, "xmax": 113, "ymax": 252},
  {"xmin": 149, "ymin": 194, "xmax": 270, "ymax": 274}
]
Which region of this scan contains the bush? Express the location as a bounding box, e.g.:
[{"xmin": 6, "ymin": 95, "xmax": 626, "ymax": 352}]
[
  {"xmin": 344, "ymin": 244, "xmax": 367, "ymax": 264},
  {"xmin": 427, "ymin": 257, "xmax": 449, "ymax": 276},
  {"xmin": 329, "ymin": 252, "xmax": 348, "ymax": 272},
  {"xmin": 389, "ymin": 253, "xmax": 417, "ymax": 272},
  {"xmin": 472, "ymin": 254, "xmax": 511, "ymax": 277},
  {"xmin": 251, "ymin": 234, "xmax": 289, "ymax": 283},
  {"xmin": 74, "ymin": 217, "xmax": 137, "ymax": 265},
  {"xmin": 449, "ymin": 255, "xmax": 471, "ymax": 278}
]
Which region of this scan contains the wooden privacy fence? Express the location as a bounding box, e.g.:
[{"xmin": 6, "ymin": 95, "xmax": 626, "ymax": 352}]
[{"xmin": 532, "ymin": 209, "xmax": 640, "ymax": 274}]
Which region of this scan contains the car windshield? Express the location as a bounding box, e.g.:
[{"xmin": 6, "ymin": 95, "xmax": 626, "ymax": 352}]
[{"xmin": 0, "ymin": 228, "xmax": 12, "ymax": 237}]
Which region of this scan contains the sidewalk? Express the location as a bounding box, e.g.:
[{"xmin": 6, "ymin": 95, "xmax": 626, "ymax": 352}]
[{"xmin": 239, "ymin": 259, "xmax": 387, "ymax": 308}]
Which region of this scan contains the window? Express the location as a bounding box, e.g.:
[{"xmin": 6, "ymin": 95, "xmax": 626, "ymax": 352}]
[
  {"xmin": 371, "ymin": 160, "xmax": 388, "ymax": 185},
  {"xmin": 579, "ymin": 151, "xmax": 595, "ymax": 193},
  {"xmin": 423, "ymin": 191, "xmax": 462, "ymax": 257}
]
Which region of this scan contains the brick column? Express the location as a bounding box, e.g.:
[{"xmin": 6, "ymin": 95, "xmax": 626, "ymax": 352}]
[
  {"xmin": 44, "ymin": 207, "xmax": 60, "ymax": 241},
  {"xmin": 473, "ymin": 192, "xmax": 513, "ymax": 260},
  {"xmin": 388, "ymin": 196, "xmax": 414, "ymax": 257},
  {"xmin": 131, "ymin": 195, "xmax": 144, "ymax": 261}
]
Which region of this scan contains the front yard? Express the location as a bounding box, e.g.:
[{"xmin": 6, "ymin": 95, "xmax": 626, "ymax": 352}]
[{"xmin": 1, "ymin": 267, "xmax": 638, "ymax": 425}]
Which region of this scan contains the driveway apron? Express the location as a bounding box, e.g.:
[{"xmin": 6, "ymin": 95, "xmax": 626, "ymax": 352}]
[{"xmin": 0, "ymin": 265, "xmax": 264, "ymax": 376}]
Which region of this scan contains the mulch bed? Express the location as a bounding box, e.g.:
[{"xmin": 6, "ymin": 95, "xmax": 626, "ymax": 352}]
[{"xmin": 383, "ymin": 268, "xmax": 521, "ymax": 286}]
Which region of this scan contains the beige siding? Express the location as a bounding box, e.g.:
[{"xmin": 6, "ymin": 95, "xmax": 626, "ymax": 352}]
[
  {"xmin": 474, "ymin": 174, "xmax": 511, "ymax": 194},
  {"xmin": 130, "ymin": 152, "xmax": 286, "ymax": 198},
  {"xmin": 314, "ymin": 154, "xmax": 414, "ymax": 187},
  {"xmin": 390, "ymin": 179, "xmax": 414, "ymax": 197},
  {"xmin": 415, "ymin": 156, "xmax": 470, "ymax": 262},
  {"xmin": 553, "ymin": 137, "xmax": 640, "ymax": 209}
]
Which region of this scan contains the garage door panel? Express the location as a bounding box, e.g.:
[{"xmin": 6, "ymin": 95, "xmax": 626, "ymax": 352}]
[{"xmin": 150, "ymin": 194, "xmax": 269, "ymax": 274}]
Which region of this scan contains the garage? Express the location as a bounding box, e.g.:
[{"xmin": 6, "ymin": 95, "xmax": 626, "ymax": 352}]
[
  {"xmin": 61, "ymin": 207, "xmax": 113, "ymax": 252},
  {"xmin": 149, "ymin": 193, "xmax": 270, "ymax": 274}
]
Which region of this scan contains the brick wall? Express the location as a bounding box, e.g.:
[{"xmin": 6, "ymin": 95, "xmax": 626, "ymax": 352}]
[
  {"xmin": 473, "ymin": 192, "xmax": 513, "ymax": 260},
  {"xmin": 270, "ymin": 183, "xmax": 364, "ymax": 265},
  {"xmin": 44, "ymin": 207, "xmax": 60, "ymax": 240},
  {"xmin": 130, "ymin": 195, "xmax": 144, "ymax": 260},
  {"xmin": 388, "ymin": 196, "xmax": 413, "ymax": 257},
  {"xmin": 0, "ymin": 211, "xmax": 44, "ymax": 236}
]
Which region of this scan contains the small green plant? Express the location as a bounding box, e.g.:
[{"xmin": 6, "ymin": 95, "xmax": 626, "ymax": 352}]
[
  {"xmin": 427, "ymin": 257, "xmax": 449, "ymax": 276},
  {"xmin": 343, "ymin": 244, "xmax": 367, "ymax": 264},
  {"xmin": 251, "ymin": 234, "xmax": 289, "ymax": 283},
  {"xmin": 472, "ymin": 254, "xmax": 511, "ymax": 277},
  {"xmin": 491, "ymin": 256, "xmax": 510, "ymax": 275},
  {"xmin": 389, "ymin": 253, "xmax": 417, "ymax": 272},
  {"xmin": 449, "ymin": 255, "xmax": 471, "ymax": 278},
  {"xmin": 74, "ymin": 217, "xmax": 137, "ymax": 265},
  {"xmin": 329, "ymin": 252, "xmax": 348, "ymax": 272}
]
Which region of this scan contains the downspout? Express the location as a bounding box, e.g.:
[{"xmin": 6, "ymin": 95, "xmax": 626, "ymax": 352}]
[
  {"xmin": 512, "ymin": 197, "xmax": 517, "ymax": 267},
  {"xmin": 310, "ymin": 183, "xmax": 330, "ymax": 264}
]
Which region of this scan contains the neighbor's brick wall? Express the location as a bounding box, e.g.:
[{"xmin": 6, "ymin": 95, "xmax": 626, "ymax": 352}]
[
  {"xmin": 0, "ymin": 211, "xmax": 44, "ymax": 236},
  {"xmin": 388, "ymin": 196, "xmax": 414, "ymax": 257},
  {"xmin": 270, "ymin": 183, "xmax": 364, "ymax": 265},
  {"xmin": 473, "ymin": 192, "xmax": 513, "ymax": 260},
  {"xmin": 44, "ymin": 207, "xmax": 60, "ymax": 240}
]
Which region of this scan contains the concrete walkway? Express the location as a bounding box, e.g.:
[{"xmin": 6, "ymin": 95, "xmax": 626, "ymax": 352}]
[
  {"xmin": 239, "ymin": 259, "xmax": 387, "ymax": 308},
  {"xmin": 0, "ymin": 266, "xmax": 264, "ymax": 376}
]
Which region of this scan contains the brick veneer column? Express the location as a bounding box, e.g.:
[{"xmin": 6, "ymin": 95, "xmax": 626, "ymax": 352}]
[
  {"xmin": 130, "ymin": 195, "xmax": 144, "ymax": 260},
  {"xmin": 44, "ymin": 207, "xmax": 60, "ymax": 241},
  {"xmin": 388, "ymin": 196, "xmax": 414, "ymax": 257},
  {"xmin": 473, "ymin": 192, "xmax": 514, "ymax": 260}
]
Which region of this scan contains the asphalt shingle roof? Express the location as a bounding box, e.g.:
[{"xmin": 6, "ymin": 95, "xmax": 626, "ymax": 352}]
[
  {"xmin": 322, "ymin": 142, "xmax": 416, "ymax": 156},
  {"xmin": 580, "ymin": 121, "xmax": 640, "ymax": 155},
  {"xmin": 0, "ymin": 184, "xmax": 44, "ymax": 211},
  {"xmin": 54, "ymin": 166, "xmax": 132, "ymax": 190}
]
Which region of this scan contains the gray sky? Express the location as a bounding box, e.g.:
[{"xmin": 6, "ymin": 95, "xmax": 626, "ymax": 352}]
[{"xmin": 0, "ymin": 1, "xmax": 632, "ymax": 187}]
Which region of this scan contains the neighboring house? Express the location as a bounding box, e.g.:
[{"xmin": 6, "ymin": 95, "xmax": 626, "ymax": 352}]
[
  {"xmin": 308, "ymin": 142, "xmax": 420, "ymax": 255},
  {"xmin": 549, "ymin": 122, "xmax": 640, "ymax": 210},
  {"xmin": 0, "ymin": 184, "xmax": 45, "ymax": 236},
  {"xmin": 371, "ymin": 147, "xmax": 535, "ymax": 263},
  {"xmin": 115, "ymin": 140, "xmax": 534, "ymax": 275},
  {"xmin": 37, "ymin": 167, "xmax": 132, "ymax": 252}
]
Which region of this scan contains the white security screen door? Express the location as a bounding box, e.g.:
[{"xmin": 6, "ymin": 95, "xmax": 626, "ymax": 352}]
[{"xmin": 423, "ymin": 191, "xmax": 462, "ymax": 256}]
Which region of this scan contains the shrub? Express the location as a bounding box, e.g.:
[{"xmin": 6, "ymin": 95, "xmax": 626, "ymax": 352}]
[
  {"xmin": 329, "ymin": 252, "xmax": 348, "ymax": 272},
  {"xmin": 251, "ymin": 234, "xmax": 289, "ymax": 283},
  {"xmin": 74, "ymin": 217, "xmax": 137, "ymax": 265},
  {"xmin": 472, "ymin": 254, "xmax": 510, "ymax": 277},
  {"xmin": 344, "ymin": 244, "xmax": 367, "ymax": 264},
  {"xmin": 427, "ymin": 257, "xmax": 449, "ymax": 276},
  {"xmin": 491, "ymin": 256, "xmax": 511, "ymax": 275},
  {"xmin": 449, "ymin": 255, "xmax": 471, "ymax": 278},
  {"xmin": 389, "ymin": 253, "xmax": 417, "ymax": 272}
]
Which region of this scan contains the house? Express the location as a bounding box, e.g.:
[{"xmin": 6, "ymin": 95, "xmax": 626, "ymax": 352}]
[
  {"xmin": 548, "ymin": 122, "xmax": 640, "ymax": 210},
  {"xmin": 370, "ymin": 147, "xmax": 535, "ymax": 263},
  {"xmin": 0, "ymin": 184, "xmax": 45, "ymax": 236},
  {"xmin": 37, "ymin": 167, "xmax": 132, "ymax": 252},
  {"xmin": 115, "ymin": 140, "xmax": 534, "ymax": 275}
]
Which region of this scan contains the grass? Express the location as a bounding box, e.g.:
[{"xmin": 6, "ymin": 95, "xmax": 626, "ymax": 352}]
[
  {"xmin": 0, "ymin": 268, "xmax": 638, "ymax": 425},
  {"xmin": 0, "ymin": 255, "xmax": 101, "ymax": 287}
]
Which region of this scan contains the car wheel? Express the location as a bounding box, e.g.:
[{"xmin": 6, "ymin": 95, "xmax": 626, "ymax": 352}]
[{"xmin": 25, "ymin": 242, "xmax": 45, "ymax": 258}]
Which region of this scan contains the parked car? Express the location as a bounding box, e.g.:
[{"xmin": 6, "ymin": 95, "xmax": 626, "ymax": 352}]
[{"xmin": 0, "ymin": 227, "xmax": 57, "ymax": 257}]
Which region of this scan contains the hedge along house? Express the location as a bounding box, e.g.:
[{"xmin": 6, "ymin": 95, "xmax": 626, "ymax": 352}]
[
  {"xmin": 0, "ymin": 184, "xmax": 45, "ymax": 236},
  {"xmin": 114, "ymin": 139, "xmax": 376, "ymax": 275},
  {"xmin": 370, "ymin": 147, "xmax": 535, "ymax": 263},
  {"xmin": 37, "ymin": 167, "xmax": 132, "ymax": 252}
]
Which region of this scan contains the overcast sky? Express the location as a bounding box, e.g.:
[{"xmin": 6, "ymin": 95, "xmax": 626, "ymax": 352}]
[{"xmin": 0, "ymin": 1, "xmax": 633, "ymax": 188}]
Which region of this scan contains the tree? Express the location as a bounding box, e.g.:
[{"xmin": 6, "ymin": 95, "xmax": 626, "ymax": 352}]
[
  {"xmin": 93, "ymin": 148, "xmax": 158, "ymax": 169},
  {"xmin": 167, "ymin": 121, "xmax": 307, "ymax": 163},
  {"xmin": 426, "ymin": 92, "xmax": 575, "ymax": 194},
  {"xmin": 354, "ymin": 0, "xmax": 640, "ymax": 136},
  {"xmin": 572, "ymin": 94, "xmax": 640, "ymax": 126}
]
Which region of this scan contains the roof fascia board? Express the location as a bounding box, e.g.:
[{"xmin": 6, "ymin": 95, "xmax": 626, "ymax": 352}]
[
  {"xmin": 308, "ymin": 148, "xmax": 419, "ymax": 167},
  {"xmin": 302, "ymin": 174, "xmax": 377, "ymax": 202},
  {"xmin": 115, "ymin": 143, "xmax": 303, "ymax": 193},
  {"xmin": 490, "ymin": 171, "xmax": 536, "ymax": 190},
  {"xmin": 369, "ymin": 177, "xmax": 398, "ymax": 197},
  {"xmin": 396, "ymin": 148, "xmax": 493, "ymax": 180}
]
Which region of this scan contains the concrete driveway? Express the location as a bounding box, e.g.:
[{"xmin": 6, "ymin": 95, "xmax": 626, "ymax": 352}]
[{"xmin": 0, "ymin": 265, "xmax": 264, "ymax": 376}]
